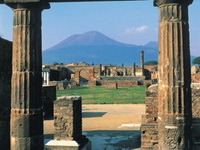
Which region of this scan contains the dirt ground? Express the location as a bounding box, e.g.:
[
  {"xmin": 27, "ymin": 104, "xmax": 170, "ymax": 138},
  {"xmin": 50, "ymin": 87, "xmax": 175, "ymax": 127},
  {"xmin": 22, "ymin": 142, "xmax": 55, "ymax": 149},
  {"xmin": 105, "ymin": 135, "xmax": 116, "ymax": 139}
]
[
  {"xmin": 44, "ymin": 104, "xmax": 145, "ymax": 135},
  {"xmin": 44, "ymin": 104, "xmax": 145, "ymax": 150}
]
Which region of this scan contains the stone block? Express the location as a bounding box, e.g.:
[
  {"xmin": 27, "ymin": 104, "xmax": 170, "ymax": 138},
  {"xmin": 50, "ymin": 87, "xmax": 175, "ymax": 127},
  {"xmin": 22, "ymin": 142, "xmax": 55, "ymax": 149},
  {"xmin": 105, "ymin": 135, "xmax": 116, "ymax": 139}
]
[
  {"xmin": 46, "ymin": 96, "xmax": 91, "ymax": 150},
  {"xmin": 45, "ymin": 140, "xmax": 91, "ymax": 150}
]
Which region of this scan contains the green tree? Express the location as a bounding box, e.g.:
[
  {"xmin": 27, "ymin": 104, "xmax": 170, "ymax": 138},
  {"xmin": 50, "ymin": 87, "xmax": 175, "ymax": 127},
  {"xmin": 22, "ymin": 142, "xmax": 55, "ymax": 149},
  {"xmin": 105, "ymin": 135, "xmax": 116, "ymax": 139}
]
[
  {"xmin": 192, "ymin": 56, "xmax": 200, "ymax": 65},
  {"xmin": 53, "ymin": 62, "xmax": 60, "ymax": 66},
  {"xmin": 144, "ymin": 60, "xmax": 158, "ymax": 65}
]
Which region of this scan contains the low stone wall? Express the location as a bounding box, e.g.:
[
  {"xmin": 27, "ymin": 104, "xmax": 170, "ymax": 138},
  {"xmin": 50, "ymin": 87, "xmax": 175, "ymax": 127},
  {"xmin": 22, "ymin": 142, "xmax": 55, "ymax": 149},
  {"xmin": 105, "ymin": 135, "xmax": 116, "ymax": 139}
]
[
  {"xmin": 141, "ymin": 84, "xmax": 200, "ymax": 149},
  {"xmin": 88, "ymin": 80, "xmax": 97, "ymax": 87},
  {"xmin": 49, "ymin": 81, "xmax": 67, "ymax": 90},
  {"xmin": 192, "ymin": 73, "xmax": 200, "ymax": 83},
  {"xmin": 104, "ymin": 82, "xmax": 118, "ymax": 89},
  {"xmin": 46, "ymin": 96, "xmax": 90, "ymax": 150},
  {"xmin": 143, "ymin": 80, "xmax": 152, "ymax": 87},
  {"xmin": 100, "ymin": 80, "xmax": 138, "ymax": 87}
]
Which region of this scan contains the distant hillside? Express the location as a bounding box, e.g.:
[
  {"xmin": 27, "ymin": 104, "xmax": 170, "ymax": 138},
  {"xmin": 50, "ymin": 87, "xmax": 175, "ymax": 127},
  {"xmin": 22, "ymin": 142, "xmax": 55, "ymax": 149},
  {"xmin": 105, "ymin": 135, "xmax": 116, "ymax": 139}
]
[{"xmin": 42, "ymin": 31, "xmax": 158, "ymax": 65}]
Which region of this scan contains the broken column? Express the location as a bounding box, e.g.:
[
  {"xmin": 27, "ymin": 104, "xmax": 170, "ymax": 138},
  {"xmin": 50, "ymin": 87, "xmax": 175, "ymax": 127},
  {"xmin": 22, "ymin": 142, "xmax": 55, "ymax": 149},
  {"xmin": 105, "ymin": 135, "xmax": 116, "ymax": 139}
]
[
  {"xmin": 154, "ymin": 0, "xmax": 193, "ymax": 149},
  {"xmin": 46, "ymin": 96, "xmax": 91, "ymax": 150},
  {"xmin": 140, "ymin": 51, "xmax": 144, "ymax": 76},
  {"xmin": 0, "ymin": 38, "xmax": 12, "ymax": 150},
  {"xmin": 132, "ymin": 63, "xmax": 136, "ymax": 76},
  {"xmin": 6, "ymin": 1, "xmax": 49, "ymax": 149}
]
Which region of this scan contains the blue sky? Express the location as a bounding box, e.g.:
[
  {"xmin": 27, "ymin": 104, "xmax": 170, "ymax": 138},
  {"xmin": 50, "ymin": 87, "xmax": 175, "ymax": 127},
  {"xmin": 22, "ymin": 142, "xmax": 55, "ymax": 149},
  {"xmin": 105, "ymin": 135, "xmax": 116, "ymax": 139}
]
[{"xmin": 0, "ymin": 0, "xmax": 200, "ymax": 56}]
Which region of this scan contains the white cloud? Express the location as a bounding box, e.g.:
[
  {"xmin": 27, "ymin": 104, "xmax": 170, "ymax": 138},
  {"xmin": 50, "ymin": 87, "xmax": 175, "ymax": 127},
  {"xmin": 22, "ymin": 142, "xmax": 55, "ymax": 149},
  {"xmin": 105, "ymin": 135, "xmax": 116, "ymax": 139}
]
[{"xmin": 123, "ymin": 26, "xmax": 149, "ymax": 35}]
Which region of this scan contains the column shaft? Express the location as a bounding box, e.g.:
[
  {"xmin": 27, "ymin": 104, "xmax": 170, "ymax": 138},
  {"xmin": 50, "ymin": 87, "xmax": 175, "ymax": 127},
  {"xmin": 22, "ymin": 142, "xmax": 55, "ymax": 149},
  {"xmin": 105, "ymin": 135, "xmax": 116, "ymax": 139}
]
[
  {"xmin": 11, "ymin": 6, "xmax": 44, "ymax": 150},
  {"xmin": 132, "ymin": 63, "xmax": 136, "ymax": 76},
  {"xmin": 47, "ymin": 72, "xmax": 50, "ymax": 86},
  {"xmin": 157, "ymin": 2, "xmax": 192, "ymax": 149},
  {"xmin": 140, "ymin": 51, "xmax": 144, "ymax": 76}
]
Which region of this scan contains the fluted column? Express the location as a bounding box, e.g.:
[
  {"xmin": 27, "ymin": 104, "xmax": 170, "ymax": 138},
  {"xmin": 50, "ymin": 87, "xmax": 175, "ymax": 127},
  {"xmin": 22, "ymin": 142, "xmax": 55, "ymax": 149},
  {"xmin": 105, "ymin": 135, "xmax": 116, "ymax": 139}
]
[
  {"xmin": 154, "ymin": 0, "xmax": 193, "ymax": 149},
  {"xmin": 7, "ymin": 2, "xmax": 49, "ymax": 150}
]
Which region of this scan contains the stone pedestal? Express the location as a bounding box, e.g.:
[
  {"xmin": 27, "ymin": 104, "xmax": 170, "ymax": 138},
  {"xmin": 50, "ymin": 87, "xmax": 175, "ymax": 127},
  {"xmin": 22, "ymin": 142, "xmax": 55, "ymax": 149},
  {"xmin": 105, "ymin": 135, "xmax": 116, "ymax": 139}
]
[
  {"xmin": 154, "ymin": 0, "xmax": 193, "ymax": 149},
  {"xmin": 45, "ymin": 96, "xmax": 91, "ymax": 150},
  {"xmin": 7, "ymin": 2, "xmax": 49, "ymax": 150}
]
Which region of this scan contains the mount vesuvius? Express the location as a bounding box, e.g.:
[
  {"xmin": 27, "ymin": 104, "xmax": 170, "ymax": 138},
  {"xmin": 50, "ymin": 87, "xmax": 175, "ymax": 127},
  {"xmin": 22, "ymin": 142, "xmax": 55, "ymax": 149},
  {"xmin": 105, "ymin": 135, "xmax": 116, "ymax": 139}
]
[{"xmin": 42, "ymin": 31, "xmax": 158, "ymax": 65}]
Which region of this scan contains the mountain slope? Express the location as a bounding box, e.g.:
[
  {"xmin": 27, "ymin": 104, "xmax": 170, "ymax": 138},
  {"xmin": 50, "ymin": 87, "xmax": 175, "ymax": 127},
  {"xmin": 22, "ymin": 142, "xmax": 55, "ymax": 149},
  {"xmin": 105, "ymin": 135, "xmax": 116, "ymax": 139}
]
[{"xmin": 42, "ymin": 31, "xmax": 158, "ymax": 65}]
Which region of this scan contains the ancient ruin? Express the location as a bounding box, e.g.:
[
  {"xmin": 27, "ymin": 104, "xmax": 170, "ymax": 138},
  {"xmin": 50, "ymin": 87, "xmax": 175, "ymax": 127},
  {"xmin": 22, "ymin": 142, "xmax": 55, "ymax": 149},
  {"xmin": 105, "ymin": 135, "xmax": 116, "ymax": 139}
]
[
  {"xmin": 0, "ymin": 0, "xmax": 196, "ymax": 149},
  {"xmin": 46, "ymin": 96, "xmax": 91, "ymax": 150},
  {"xmin": 155, "ymin": 0, "xmax": 193, "ymax": 149},
  {"xmin": 42, "ymin": 51, "xmax": 157, "ymax": 89},
  {"xmin": 141, "ymin": 83, "xmax": 200, "ymax": 150}
]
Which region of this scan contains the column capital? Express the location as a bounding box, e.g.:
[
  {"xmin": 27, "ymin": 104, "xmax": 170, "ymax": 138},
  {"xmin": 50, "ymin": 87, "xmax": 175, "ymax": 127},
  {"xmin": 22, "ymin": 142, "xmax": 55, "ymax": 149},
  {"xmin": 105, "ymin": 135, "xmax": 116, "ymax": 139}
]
[
  {"xmin": 5, "ymin": 0, "xmax": 50, "ymax": 10},
  {"xmin": 154, "ymin": 0, "xmax": 193, "ymax": 7}
]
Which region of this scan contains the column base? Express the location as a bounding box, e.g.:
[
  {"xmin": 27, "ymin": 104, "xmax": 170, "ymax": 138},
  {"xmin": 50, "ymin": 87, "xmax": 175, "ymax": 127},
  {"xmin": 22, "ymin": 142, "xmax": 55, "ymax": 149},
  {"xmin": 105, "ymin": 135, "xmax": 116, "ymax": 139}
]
[{"xmin": 45, "ymin": 140, "xmax": 91, "ymax": 150}]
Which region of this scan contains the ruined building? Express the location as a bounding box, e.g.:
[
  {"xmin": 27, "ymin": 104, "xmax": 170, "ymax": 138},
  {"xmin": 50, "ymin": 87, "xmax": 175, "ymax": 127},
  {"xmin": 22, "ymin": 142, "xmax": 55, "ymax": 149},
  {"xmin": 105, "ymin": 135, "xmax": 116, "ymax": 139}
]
[
  {"xmin": 0, "ymin": 0, "xmax": 196, "ymax": 150},
  {"xmin": 42, "ymin": 51, "xmax": 157, "ymax": 88}
]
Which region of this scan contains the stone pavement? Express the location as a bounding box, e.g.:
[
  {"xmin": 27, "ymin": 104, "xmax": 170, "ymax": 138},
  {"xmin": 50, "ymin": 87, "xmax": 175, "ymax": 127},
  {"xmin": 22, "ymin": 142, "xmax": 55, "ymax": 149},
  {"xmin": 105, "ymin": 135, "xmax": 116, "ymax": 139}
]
[{"xmin": 44, "ymin": 104, "xmax": 145, "ymax": 150}]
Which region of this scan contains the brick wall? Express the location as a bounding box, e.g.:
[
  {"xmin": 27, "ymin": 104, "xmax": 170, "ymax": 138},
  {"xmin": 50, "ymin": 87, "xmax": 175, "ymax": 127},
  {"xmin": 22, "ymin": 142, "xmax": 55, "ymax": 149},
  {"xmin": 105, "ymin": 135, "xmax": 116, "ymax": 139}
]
[
  {"xmin": 100, "ymin": 80, "xmax": 138, "ymax": 87},
  {"xmin": 141, "ymin": 84, "xmax": 200, "ymax": 149},
  {"xmin": 191, "ymin": 83, "xmax": 200, "ymax": 149},
  {"xmin": 54, "ymin": 96, "xmax": 82, "ymax": 141},
  {"xmin": 141, "ymin": 84, "xmax": 158, "ymax": 149}
]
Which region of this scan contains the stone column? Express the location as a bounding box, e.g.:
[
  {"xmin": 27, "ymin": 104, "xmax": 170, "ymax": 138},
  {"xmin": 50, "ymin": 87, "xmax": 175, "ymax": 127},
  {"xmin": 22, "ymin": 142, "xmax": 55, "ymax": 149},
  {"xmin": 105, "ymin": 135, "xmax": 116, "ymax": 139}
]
[
  {"xmin": 140, "ymin": 51, "xmax": 144, "ymax": 76},
  {"xmin": 44, "ymin": 72, "xmax": 47, "ymax": 85},
  {"xmin": 132, "ymin": 63, "xmax": 136, "ymax": 76},
  {"xmin": 7, "ymin": 2, "xmax": 49, "ymax": 150},
  {"xmin": 47, "ymin": 71, "xmax": 50, "ymax": 86},
  {"xmin": 98, "ymin": 64, "xmax": 102, "ymax": 77},
  {"xmin": 154, "ymin": 0, "xmax": 193, "ymax": 149}
]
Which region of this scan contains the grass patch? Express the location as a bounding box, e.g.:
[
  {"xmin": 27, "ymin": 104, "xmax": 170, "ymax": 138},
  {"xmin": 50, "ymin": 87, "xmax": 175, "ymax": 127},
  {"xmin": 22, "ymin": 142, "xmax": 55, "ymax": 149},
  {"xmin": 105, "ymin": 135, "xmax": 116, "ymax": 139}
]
[{"xmin": 57, "ymin": 86, "xmax": 146, "ymax": 104}]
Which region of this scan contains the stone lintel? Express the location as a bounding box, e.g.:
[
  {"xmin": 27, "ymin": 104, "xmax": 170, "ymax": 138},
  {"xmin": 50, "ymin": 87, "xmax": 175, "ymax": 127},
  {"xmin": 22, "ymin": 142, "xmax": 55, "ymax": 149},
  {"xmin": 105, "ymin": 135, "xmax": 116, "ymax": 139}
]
[
  {"xmin": 0, "ymin": 0, "xmax": 147, "ymax": 4},
  {"xmin": 154, "ymin": 0, "xmax": 193, "ymax": 7},
  {"xmin": 5, "ymin": 0, "xmax": 50, "ymax": 9},
  {"xmin": 4, "ymin": 0, "xmax": 40, "ymax": 3}
]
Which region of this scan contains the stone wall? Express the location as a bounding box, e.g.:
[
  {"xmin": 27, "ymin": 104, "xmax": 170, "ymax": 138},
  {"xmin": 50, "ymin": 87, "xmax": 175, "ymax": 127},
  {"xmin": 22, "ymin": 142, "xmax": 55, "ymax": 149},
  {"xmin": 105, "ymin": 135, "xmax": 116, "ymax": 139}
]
[
  {"xmin": 191, "ymin": 83, "xmax": 200, "ymax": 149},
  {"xmin": 100, "ymin": 80, "xmax": 138, "ymax": 87},
  {"xmin": 141, "ymin": 84, "xmax": 158, "ymax": 149},
  {"xmin": 46, "ymin": 96, "xmax": 90, "ymax": 150},
  {"xmin": 54, "ymin": 96, "xmax": 82, "ymax": 141},
  {"xmin": 43, "ymin": 86, "xmax": 56, "ymax": 119},
  {"xmin": 192, "ymin": 73, "xmax": 200, "ymax": 83},
  {"xmin": 141, "ymin": 84, "xmax": 200, "ymax": 149},
  {"xmin": 0, "ymin": 38, "xmax": 12, "ymax": 150}
]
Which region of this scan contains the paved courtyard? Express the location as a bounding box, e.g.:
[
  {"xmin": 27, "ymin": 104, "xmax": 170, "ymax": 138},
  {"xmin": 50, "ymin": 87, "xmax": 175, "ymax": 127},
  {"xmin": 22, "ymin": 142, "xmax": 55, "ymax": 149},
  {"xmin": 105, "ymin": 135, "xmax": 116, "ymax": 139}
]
[{"xmin": 44, "ymin": 104, "xmax": 145, "ymax": 150}]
